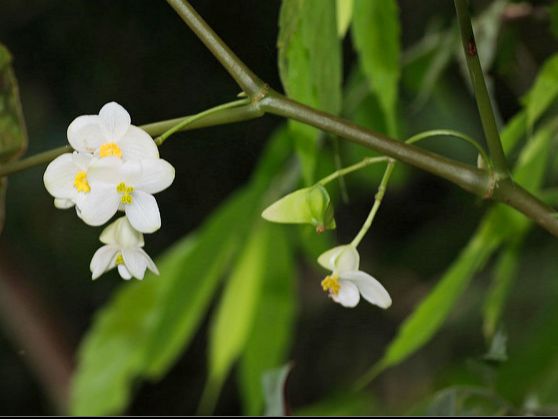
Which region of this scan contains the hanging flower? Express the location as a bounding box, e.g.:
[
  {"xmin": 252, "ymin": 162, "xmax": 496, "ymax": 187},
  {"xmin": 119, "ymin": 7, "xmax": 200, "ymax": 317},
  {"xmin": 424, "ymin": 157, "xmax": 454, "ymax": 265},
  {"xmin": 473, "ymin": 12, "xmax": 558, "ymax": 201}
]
[
  {"xmin": 67, "ymin": 101, "xmax": 159, "ymax": 161},
  {"xmin": 318, "ymin": 244, "xmax": 391, "ymax": 309},
  {"xmin": 43, "ymin": 151, "xmax": 95, "ymax": 210},
  {"xmin": 78, "ymin": 157, "xmax": 175, "ymax": 233},
  {"xmin": 90, "ymin": 216, "xmax": 159, "ymax": 280}
]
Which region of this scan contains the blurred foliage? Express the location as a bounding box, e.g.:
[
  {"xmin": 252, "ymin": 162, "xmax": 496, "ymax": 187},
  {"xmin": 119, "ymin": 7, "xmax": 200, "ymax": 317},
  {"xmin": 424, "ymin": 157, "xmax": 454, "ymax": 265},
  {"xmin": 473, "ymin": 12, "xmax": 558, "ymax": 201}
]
[{"xmin": 2, "ymin": 0, "xmax": 558, "ymax": 416}]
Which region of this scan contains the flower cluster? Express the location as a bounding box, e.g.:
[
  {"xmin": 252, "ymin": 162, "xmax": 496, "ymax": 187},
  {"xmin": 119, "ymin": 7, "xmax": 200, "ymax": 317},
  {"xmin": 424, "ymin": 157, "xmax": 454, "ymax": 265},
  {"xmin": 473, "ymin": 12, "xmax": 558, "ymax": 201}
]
[{"xmin": 44, "ymin": 102, "xmax": 175, "ymax": 280}]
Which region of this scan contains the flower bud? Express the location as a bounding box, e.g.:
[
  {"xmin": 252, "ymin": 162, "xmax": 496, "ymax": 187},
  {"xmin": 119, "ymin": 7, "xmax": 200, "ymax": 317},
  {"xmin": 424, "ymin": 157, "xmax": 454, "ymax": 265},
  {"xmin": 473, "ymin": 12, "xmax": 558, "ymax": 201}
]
[{"xmin": 261, "ymin": 185, "xmax": 336, "ymax": 232}]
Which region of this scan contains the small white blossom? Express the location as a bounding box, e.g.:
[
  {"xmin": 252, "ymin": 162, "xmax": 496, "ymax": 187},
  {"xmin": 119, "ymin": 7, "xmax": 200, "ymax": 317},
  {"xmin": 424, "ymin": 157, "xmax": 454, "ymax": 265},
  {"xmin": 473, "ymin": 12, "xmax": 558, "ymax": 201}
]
[
  {"xmin": 318, "ymin": 244, "xmax": 391, "ymax": 309},
  {"xmin": 67, "ymin": 101, "xmax": 159, "ymax": 161},
  {"xmin": 90, "ymin": 216, "xmax": 159, "ymax": 280},
  {"xmin": 78, "ymin": 157, "xmax": 175, "ymax": 233},
  {"xmin": 43, "ymin": 151, "xmax": 94, "ymax": 210}
]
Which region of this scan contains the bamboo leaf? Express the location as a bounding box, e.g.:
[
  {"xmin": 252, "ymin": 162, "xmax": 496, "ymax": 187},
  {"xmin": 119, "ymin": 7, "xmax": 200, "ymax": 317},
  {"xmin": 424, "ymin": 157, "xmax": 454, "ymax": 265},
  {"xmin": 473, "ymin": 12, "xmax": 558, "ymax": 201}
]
[
  {"xmin": 336, "ymin": 0, "xmax": 354, "ymax": 38},
  {"xmin": 0, "ymin": 43, "xmax": 27, "ymax": 234},
  {"xmin": 238, "ymin": 226, "xmax": 296, "ymax": 415},
  {"xmin": 278, "ymin": 0, "xmax": 342, "ymax": 183},
  {"xmin": 201, "ymin": 222, "xmax": 275, "ymax": 412},
  {"xmin": 351, "ymin": 0, "xmax": 401, "ymax": 135},
  {"xmin": 524, "ymin": 54, "xmax": 558, "ymax": 130}
]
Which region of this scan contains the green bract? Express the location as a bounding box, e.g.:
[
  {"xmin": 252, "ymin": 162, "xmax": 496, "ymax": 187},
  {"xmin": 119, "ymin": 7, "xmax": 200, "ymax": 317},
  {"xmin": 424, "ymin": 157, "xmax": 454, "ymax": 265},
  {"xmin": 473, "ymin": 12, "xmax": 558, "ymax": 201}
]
[{"xmin": 261, "ymin": 184, "xmax": 336, "ymax": 232}]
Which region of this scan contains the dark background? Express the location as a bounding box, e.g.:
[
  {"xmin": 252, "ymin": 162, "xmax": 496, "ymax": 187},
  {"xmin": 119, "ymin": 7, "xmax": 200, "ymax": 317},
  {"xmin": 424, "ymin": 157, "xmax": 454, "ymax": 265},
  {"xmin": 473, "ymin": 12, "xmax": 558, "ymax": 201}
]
[{"xmin": 0, "ymin": 0, "xmax": 556, "ymax": 415}]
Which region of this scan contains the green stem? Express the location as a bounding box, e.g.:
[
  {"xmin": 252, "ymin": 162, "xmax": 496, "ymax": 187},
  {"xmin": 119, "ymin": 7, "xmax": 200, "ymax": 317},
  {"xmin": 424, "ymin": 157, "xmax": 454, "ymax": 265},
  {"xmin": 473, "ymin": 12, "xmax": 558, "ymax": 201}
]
[
  {"xmin": 454, "ymin": 0, "xmax": 508, "ymax": 176},
  {"xmin": 405, "ymin": 129, "xmax": 492, "ymax": 170},
  {"xmin": 0, "ymin": 102, "xmax": 262, "ymax": 178},
  {"xmin": 155, "ymin": 98, "xmax": 250, "ymax": 145},
  {"xmin": 350, "ymin": 160, "xmax": 396, "ymax": 248},
  {"xmin": 318, "ymin": 156, "xmax": 389, "ymax": 186},
  {"xmin": 0, "ymin": 145, "xmax": 72, "ymax": 178}
]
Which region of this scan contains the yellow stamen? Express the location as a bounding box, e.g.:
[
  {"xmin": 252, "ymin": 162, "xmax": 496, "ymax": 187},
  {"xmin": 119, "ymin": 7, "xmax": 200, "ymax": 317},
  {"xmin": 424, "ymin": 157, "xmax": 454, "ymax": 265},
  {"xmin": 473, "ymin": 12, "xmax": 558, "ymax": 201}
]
[
  {"xmin": 116, "ymin": 182, "xmax": 134, "ymax": 204},
  {"xmin": 99, "ymin": 142, "xmax": 122, "ymax": 158},
  {"xmin": 321, "ymin": 274, "xmax": 340, "ymax": 296},
  {"xmin": 115, "ymin": 253, "xmax": 124, "ymax": 265},
  {"xmin": 73, "ymin": 171, "xmax": 91, "ymax": 193}
]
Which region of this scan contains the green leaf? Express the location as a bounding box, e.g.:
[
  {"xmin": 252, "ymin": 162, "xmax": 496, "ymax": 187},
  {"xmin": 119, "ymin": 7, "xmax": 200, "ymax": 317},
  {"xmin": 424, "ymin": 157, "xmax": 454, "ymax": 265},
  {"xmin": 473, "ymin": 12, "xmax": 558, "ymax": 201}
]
[
  {"xmin": 201, "ymin": 222, "xmax": 276, "ymax": 413},
  {"xmin": 336, "ymin": 0, "xmax": 353, "ymax": 38},
  {"xmin": 0, "ymin": 43, "xmax": 28, "ymax": 234},
  {"xmin": 0, "ymin": 43, "xmax": 27, "ymax": 162},
  {"xmin": 278, "ymin": 0, "xmax": 342, "ymax": 183},
  {"xmin": 483, "ymin": 243, "xmax": 521, "ymax": 339},
  {"xmin": 239, "ymin": 226, "xmax": 296, "ymax": 415},
  {"xmin": 262, "ymin": 364, "xmax": 293, "ymax": 417},
  {"xmin": 351, "ymin": 0, "xmax": 400, "ymax": 136},
  {"xmin": 524, "ymin": 53, "xmax": 558, "ymax": 130}
]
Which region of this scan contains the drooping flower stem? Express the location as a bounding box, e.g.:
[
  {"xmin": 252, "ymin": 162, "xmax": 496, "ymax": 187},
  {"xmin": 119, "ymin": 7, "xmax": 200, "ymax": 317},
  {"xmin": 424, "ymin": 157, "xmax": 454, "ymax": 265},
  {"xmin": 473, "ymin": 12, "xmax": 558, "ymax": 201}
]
[
  {"xmin": 350, "ymin": 160, "xmax": 396, "ymax": 248},
  {"xmin": 154, "ymin": 98, "xmax": 251, "ymax": 145},
  {"xmin": 318, "ymin": 156, "xmax": 389, "ymax": 186}
]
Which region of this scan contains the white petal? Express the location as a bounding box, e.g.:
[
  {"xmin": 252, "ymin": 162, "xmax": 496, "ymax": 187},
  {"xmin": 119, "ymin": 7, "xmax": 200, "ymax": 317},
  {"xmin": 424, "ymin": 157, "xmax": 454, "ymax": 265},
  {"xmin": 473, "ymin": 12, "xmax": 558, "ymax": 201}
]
[
  {"xmin": 331, "ymin": 280, "xmax": 360, "ymax": 308},
  {"xmin": 100, "ymin": 216, "xmax": 144, "ymax": 248},
  {"xmin": 90, "ymin": 245, "xmax": 118, "ymax": 280},
  {"xmin": 67, "ymin": 115, "xmax": 106, "ymax": 152},
  {"xmin": 122, "ymin": 248, "xmax": 148, "ymax": 280},
  {"xmin": 119, "ymin": 125, "xmax": 159, "ymax": 160},
  {"xmin": 133, "ymin": 159, "xmax": 175, "ymax": 194},
  {"xmin": 317, "ymin": 244, "xmax": 359, "ymax": 272},
  {"xmin": 72, "ymin": 151, "xmax": 93, "ymax": 170},
  {"xmin": 124, "ymin": 190, "xmax": 161, "ymax": 233},
  {"xmin": 87, "ymin": 157, "xmax": 123, "ymax": 186},
  {"xmin": 99, "ymin": 102, "xmax": 131, "ymax": 140},
  {"xmin": 78, "ymin": 185, "xmax": 120, "ymax": 226},
  {"xmin": 118, "ymin": 264, "xmax": 133, "ymax": 280},
  {"xmin": 140, "ymin": 248, "xmax": 159, "ymax": 275},
  {"xmin": 343, "ymin": 271, "xmax": 392, "ymax": 309},
  {"xmin": 43, "ymin": 153, "xmax": 78, "ymax": 199},
  {"xmin": 54, "ymin": 198, "xmax": 75, "ymax": 209}
]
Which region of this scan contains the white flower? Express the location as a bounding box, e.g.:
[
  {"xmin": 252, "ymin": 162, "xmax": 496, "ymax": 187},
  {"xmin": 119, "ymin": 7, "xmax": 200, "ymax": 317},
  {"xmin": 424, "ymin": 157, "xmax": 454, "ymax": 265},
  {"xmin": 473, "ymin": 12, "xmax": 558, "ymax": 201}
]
[
  {"xmin": 90, "ymin": 216, "xmax": 159, "ymax": 280},
  {"xmin": 318, "ymin": 244, "xmax": 391, "ymax": 309},
  {"xmin": 43, "ymin": 151, "xmax": 94, "ymax": 210},
  {"xmin": 67, "ymin": 102, "xmax": 158, "ymax": 161},
  {"xmin": 78, "ymin": 157, "xmax": 175, "ymax": 233}
]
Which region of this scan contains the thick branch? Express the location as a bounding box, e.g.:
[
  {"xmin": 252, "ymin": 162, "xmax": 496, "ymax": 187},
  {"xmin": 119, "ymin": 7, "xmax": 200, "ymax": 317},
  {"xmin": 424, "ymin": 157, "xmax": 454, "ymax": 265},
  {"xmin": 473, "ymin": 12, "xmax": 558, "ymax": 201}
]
[{"xmin": 455, "ymin": 0, "xmax": 509, "ymax": 176}]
